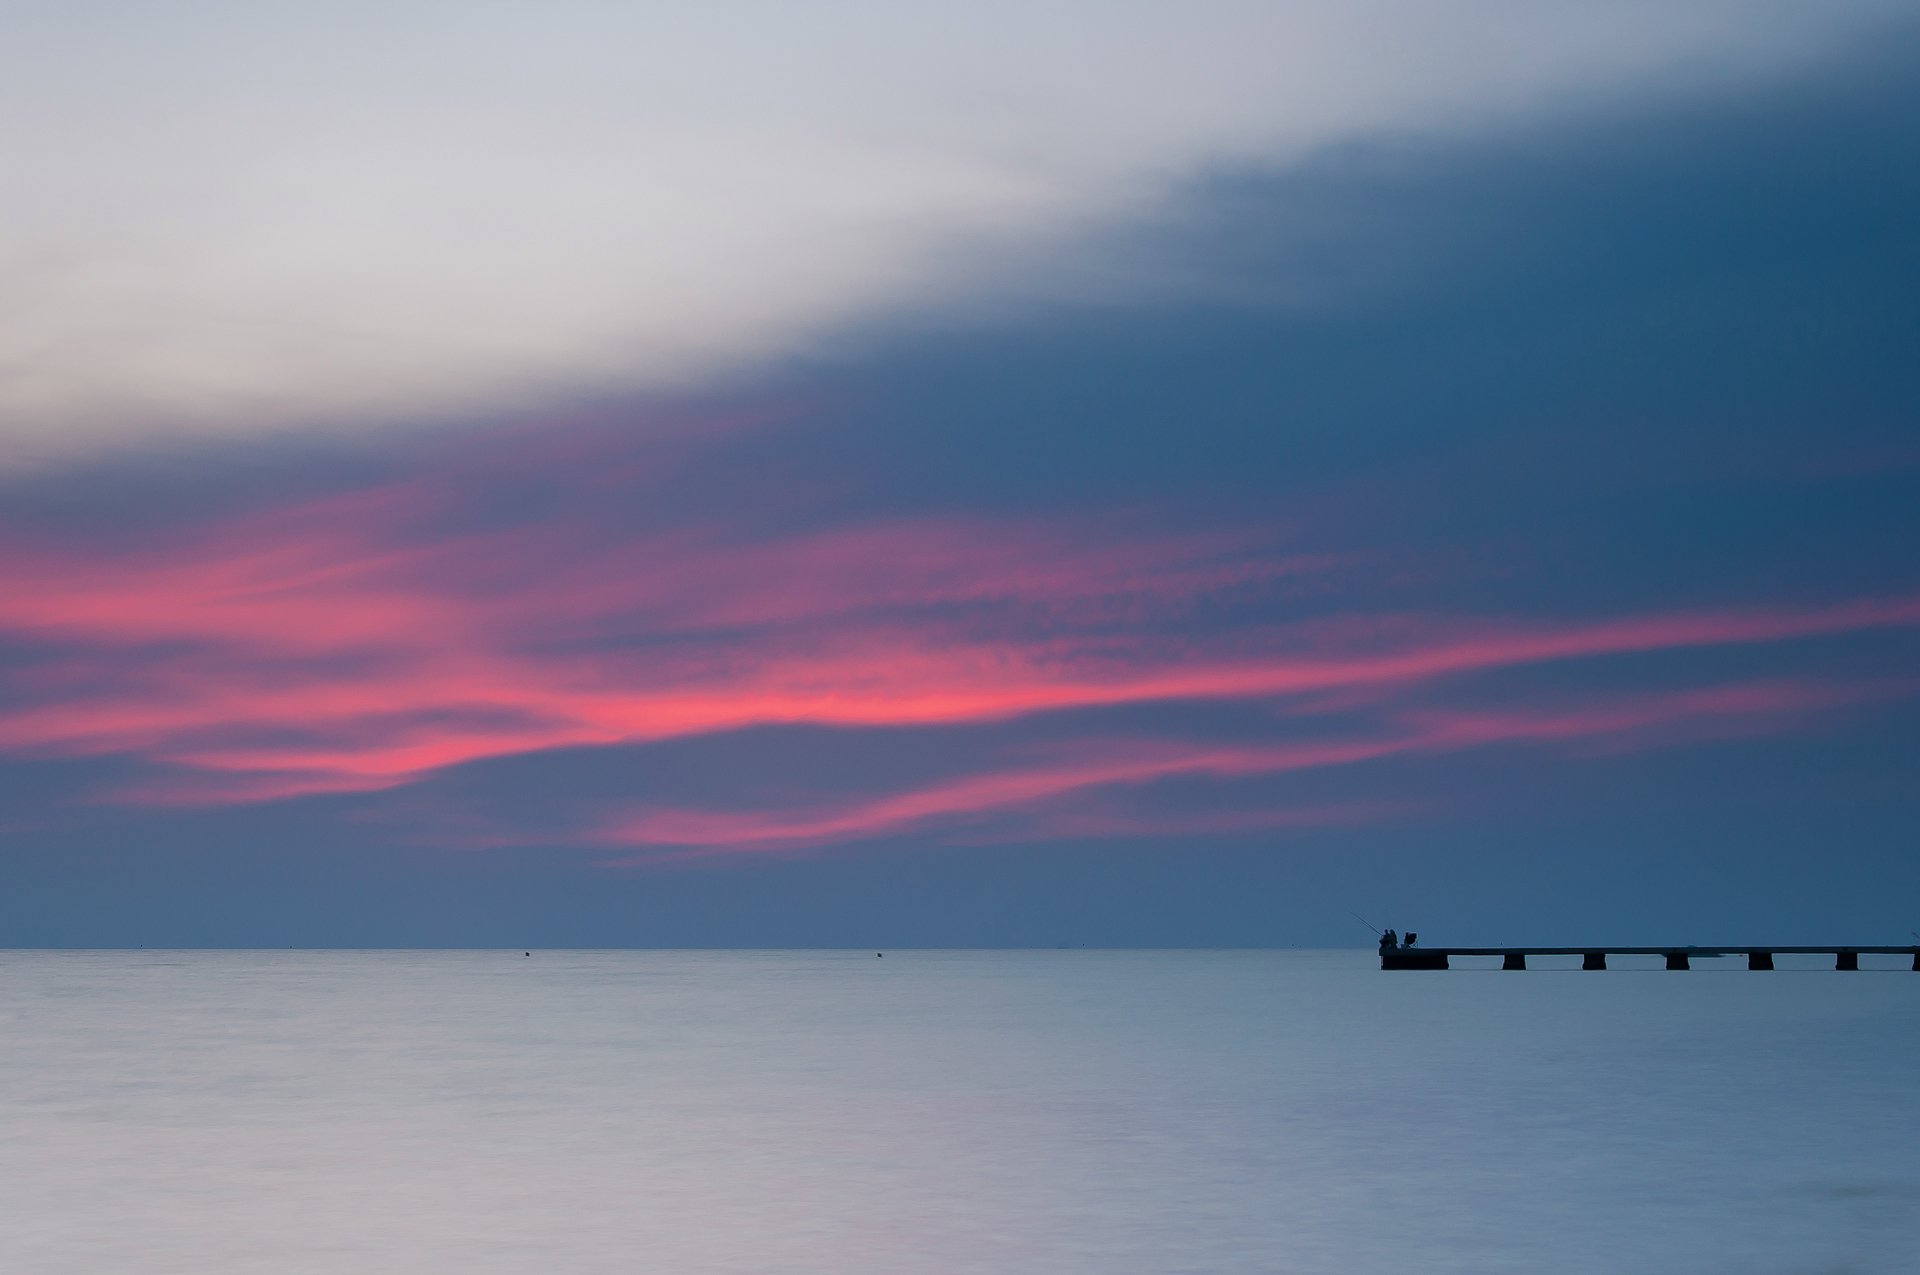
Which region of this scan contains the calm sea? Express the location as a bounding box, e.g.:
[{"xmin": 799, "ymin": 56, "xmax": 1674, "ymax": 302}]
[{"xmin": 0, "ymin": 949, "xmax": 1914, "ymax": 1274}]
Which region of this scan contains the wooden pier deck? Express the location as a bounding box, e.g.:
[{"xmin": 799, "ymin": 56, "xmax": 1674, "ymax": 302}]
[{"xmin": 1381, "ymin": 946, "xmax": 1920, "ymax": 970}]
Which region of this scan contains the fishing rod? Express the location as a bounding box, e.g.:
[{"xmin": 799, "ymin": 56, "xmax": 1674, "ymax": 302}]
[{"xmin": 1347, "ymin": 910, "xmax": 1382, "ymax": 937}]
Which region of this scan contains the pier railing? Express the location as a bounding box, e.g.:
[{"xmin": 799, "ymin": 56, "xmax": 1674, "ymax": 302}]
[{"xmin": 1380, "ymin": 946, "xmax": 1920, "ymax": 970}]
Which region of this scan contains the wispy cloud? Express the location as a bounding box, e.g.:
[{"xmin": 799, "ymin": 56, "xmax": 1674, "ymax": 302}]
[
  {"xmin": 1, "ymin": 418, "xmax": 1913, "ymax": 834},
  {"xmin": 591, "ymin": 678, "xmax": 1897, "ymax": 857}
]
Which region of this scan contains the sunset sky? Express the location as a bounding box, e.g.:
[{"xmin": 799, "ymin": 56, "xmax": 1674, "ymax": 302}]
[{"xmin": 3, "ymin": 2, "xmax": 1916, "ymax": 945}]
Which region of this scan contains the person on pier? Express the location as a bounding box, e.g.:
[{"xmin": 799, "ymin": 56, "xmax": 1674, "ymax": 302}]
[{"xmin": 1378, "ymin": 929, "xmax": 1399, "ymax": 954}]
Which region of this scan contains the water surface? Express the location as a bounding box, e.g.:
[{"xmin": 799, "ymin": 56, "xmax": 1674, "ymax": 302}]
[{"xmin": 1, "ymin": 949, "xmax": 1913, "ymax": 1273}]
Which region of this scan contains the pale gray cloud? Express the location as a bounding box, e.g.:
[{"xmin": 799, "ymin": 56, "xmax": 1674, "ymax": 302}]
[{"xmin": 0, "ymin": 0, "xmax": 1903, "ymax": 459}]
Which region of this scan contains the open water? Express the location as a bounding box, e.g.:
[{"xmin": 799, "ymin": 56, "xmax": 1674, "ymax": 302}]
[{"xmin": 0, "ymin": 949, "xmax": 1914, "ymax": 1274}]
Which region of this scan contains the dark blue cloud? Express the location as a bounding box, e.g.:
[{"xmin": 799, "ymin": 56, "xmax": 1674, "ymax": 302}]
[{"xmin": 739, "ymin": 38, "xmax": 1920, "ymax": 603}]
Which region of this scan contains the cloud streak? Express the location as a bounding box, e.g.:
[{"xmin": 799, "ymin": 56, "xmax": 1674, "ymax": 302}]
[
  {"xmin": 1, "ymin": 422, "xmax": 1914, "ymax": 836},
  {"xmin": 592, "ymin": 678, "xmax": 1897, "ymax": 856}
]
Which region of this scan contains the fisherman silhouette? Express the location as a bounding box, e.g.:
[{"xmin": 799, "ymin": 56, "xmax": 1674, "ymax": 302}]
[
  {"xmin": 1402, "ymin": 932, "xmax": 1418, "ymax": 948},
  {"xmin": 1378, "ymin": 929, "xmax": 1399, "ymax": 954}
]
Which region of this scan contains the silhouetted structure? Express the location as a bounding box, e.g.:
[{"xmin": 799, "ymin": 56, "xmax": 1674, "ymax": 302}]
[{"xmin": 1381, "ymin": 945, "xmax": 1920, "ymax": 970}]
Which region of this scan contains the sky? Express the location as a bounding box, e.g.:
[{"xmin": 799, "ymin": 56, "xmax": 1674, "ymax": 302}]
[{"xmin": 1, "ymin": 3, "xmax": 1916, "ymax": 946}]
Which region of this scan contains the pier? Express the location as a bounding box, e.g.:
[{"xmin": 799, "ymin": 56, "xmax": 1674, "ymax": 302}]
[{"xmin": 1380, "ymin": 945, "xmax": 1920, "ymax": 970}]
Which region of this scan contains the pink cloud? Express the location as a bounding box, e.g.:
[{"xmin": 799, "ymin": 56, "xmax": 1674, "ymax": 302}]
[
  {"xmin": 1, "ymin": 428, "xmax": 1916, "ymax": 821},
  {"xmin": 599, "ymin": 738, "xmax": 1400, "ymax": 853},
  {"xmin": 17, "ymin": 593, "xmax": 1913, "ymax": 808},
  {"xmin": 589, "ymin": 677, "xmax": 1896, "ymax": 857}
]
